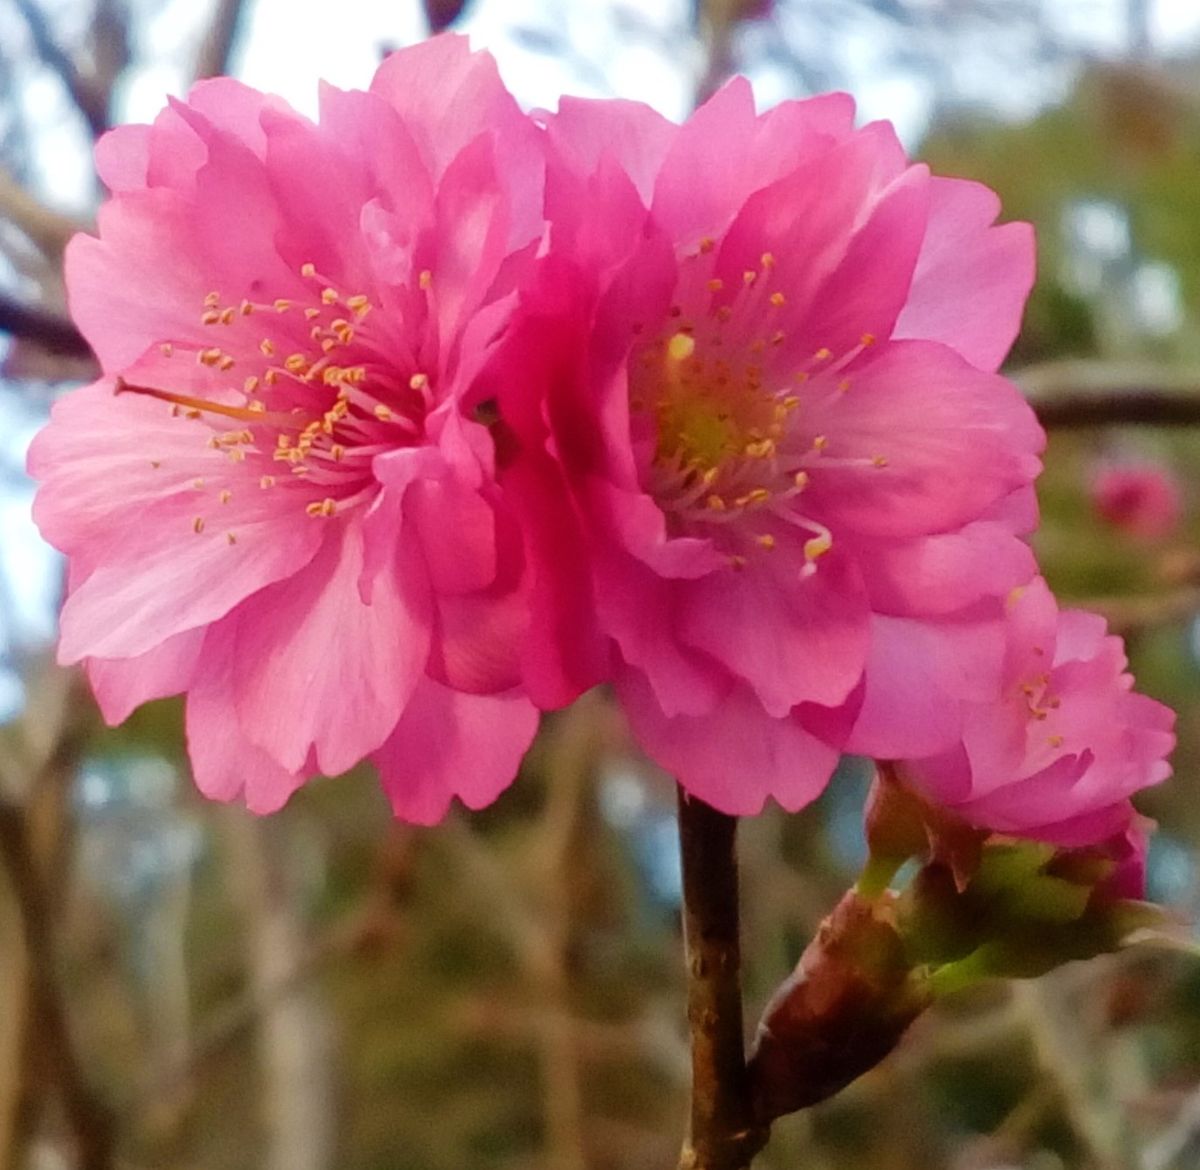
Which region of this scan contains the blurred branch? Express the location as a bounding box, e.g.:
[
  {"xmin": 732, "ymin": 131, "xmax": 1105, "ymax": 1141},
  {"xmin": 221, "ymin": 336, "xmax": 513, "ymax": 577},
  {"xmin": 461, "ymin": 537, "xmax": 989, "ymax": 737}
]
[
  {"xmin": 676, "ymin": 790, "xmax": 766, "ymax": 1170},
  {"xmin": 10, "ymin": 0, "xmax": 112, "ymax": 138},
  {"xmin": 0, "ymin": 291, "xmax": 91, "ymax": 357},
  {"xmin": 193, "ymin": 0, "xmax": 251, "ymax": 81},
  {"xmin": 1020, "ymin": 361, "xmax": 1200, "ymax": 429},
  {"xmin": 0, "ymin": 166, "xmax": 84, "ymax": 260}
]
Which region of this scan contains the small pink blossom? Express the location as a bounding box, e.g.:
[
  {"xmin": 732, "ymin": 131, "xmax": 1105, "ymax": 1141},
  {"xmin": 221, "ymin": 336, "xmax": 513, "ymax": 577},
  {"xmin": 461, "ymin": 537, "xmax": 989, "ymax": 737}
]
[
  {"xmin": 29, "ymin": 37, "xmax": 542, "ymax": 821},
  {"xmin": 1091, "ymin": 460, "xmax": 1183, "ymax": 539},
  {"xmin": 491, "ymin": 83, "xmax": 1043, "ymax": 813},
  {"xmin": 892, "ymin": 578, "xmax": 1175, "ymax": 857}
]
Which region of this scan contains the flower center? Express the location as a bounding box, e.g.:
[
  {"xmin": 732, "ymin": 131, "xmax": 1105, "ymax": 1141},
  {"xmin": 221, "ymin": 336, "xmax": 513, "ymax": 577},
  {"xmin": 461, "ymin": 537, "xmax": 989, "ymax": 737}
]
[{"xmin": 120, "ymin": 262, "xmax": 437, "ymax": 540}]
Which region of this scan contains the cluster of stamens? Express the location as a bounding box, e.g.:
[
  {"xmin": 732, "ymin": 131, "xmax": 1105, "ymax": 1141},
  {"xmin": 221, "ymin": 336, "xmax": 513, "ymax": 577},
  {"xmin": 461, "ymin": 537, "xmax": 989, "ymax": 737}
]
[
  {"xmin": 119, "ymin": 262, "xmax": 437, "ymax": 544},
  {"xmin": 631, "ymin": 244, "xmax": 888, "ymax": 575}
]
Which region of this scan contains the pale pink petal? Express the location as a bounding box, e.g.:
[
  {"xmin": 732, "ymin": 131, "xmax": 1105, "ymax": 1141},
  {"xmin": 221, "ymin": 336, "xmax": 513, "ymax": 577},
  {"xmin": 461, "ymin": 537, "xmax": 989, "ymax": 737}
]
[{"xmin": 86, "ymin": 626, "xmax": 206, "ymax": 725}]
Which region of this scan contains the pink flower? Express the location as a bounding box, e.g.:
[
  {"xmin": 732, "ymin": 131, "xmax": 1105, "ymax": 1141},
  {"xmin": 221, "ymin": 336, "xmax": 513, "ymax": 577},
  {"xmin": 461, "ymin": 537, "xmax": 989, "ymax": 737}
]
[
  {"xmin": 490, "ymin": 82, "xmax": 1043, "ymax": 813},
  {"xmin": 29, "ymin": 36, "xmax": 542, "ymax": 822},
  {"xmin": 1091, "ymin": 460, "xmax": 1183, "ymax": 539},
  {"xmin": 892, "ymin": 577, "xmax": 1175, "ymax": 851}
]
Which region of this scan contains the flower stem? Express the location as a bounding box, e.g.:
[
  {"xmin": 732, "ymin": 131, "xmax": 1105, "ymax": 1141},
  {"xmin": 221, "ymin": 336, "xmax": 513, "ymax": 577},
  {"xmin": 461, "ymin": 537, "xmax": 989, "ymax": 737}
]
[{"xmin": 676, "ymin": 786, "xmax": 768, "ymax": 1170}]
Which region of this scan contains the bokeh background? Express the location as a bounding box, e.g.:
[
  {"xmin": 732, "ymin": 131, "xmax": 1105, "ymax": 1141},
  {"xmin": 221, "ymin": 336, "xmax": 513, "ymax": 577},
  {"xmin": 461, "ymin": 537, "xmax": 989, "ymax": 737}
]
[{"xmin": 3, "ymin": 2, "xmax": 1200, "ymax": 1168}]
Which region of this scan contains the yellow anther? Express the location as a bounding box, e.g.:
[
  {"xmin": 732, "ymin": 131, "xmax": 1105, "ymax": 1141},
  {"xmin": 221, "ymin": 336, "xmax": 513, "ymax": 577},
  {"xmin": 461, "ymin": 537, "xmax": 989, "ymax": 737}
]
[
  {"xmin": 219, "ymin": 307, "xmax": 235, "ymax": 325},
  {"xmin": 872, "ymin": 455, "xmax": 889, "ymax": 468},
  {"xmin": 150, "ymin": 460, "xmax": 161, "ymax": 469},
  {"xmin": 300, "ymin": 262, "xmax": 317, "ymax": 278},
  {"xmin": 837, "ymin": 378, "xmax": 851, "ymax": 393},
  {"xmin": 793, "ymin": 471, "xmax": 809, "ymax": 489},
  {"xmin": 228, "ymin": 448, "xmax": 245, "ymax": 462},
  {"xmin": 240, "ymin": 299, "xmax": 254, "ymax": 315},
  {"xmin": 305, "ymin": 497, "xmax": 337, "ymax": 518},
  {"xmin": 226, "ymin": 532, "xmax": 237, "ymax": 545},
  {"xmin": 374, "ymin": 404, "xmax": 393, "ymax": 420},
  {"xmin": 331, "ymin": 445, "xmax": 345, "ymax": 461},
  {"xmin": 418, "ymin": 269, "xmax": 432, "ymax": 289},
  {"xmin": 260, "ymin": 475, "xmax": 276, "ymax": 488},
  {"xmin": 304, "ymin": 307, "xmax": 321, "ymax": 320},
  {"xmin": 707, "ymin": 278, "xmax": 724, "ymax": 292},
  {"xmin": 321, "ymin": 287, "xmax": 338, "ymax": 305},
  {"xmin": 745, "ymin": 438, "xmax": 775, "ymax": 459},
  {"xmin": 274, "ymin": 298, "xmax": 292, "ymax": 312},
  {"xmin": 244, "ymin": 376, "xmax": 259, "ymax": 393},
  {"xmin": 761, "ymin": 252, "xmax": 776, "ymax": 269},
  {"xmin": 804, "ymin": 532, "xmax": 833, "ymax": 561},
  {"xmin": 264, "ymin": 369, "xmax": 278, "ymax": 385},
  {"xmin": 757, "ymin": 533, "xmax": 776, "ymax": 549},
  {"xmin": 187, "ymin": 410, "xmax": 203, "ymax": 421},
  {"xmin": 860, "ymin": 332, "xmax": 877, "ymax": 347},
  {"xmin": 320, "ymin": 338, "xmax": 336, "ymax": 353},
  {"xmin": 782, "ymin": 395, "xmax": 801, "ymax": 410},
  {"xmin": 698, "ymin": 237, "xmax": 715, "ymax": 253},
  {"xmin": 217, "ymin": 355, "xmax": 235, "ymax": 371},
  {"xmin": 409, "ymin": 372, "xmax": 429, "ymax": 390},
  {"xmin": 201, "ymin": 310, "xmax": 222, "ymax": 326},
  {"xmin": 742, "ymin": 488, "xmax": 771, "ymax": 506},
  {"xmin": 284, "ymin": 354, "xmax": 308, "ymax": 374},
  {"xmin": 204, "ymin": 291, "xmax": 220, "ymax": 307},
  {"xmin": 743, "ymin": 270, "xmax": 757, "ymax": 286},
  {"xmin": 192, "ymin": 478, "xmax": 205, "ymax": 489},
  {"xmin": 666, "ymin": 332, "xmax": 696, "ymax": 362},
  {"xmin": 769, "ymin": 291, "xmax": 786, "ymax": 307},
  {"xmin": 814, "ymin": 347, "xmax": 832, "ymax": 361},
  {"xmin": 159, "ymin": 343, "xmax": 174, "ymax": 357},
  {"xmin": 198, "ymin": 347, "xmax": 223, "ymax": 366},
  {"xmin": 1048, "ymin": 734, "xmax": 1064, "ymax": 748},
  {"xmin": 247, "ymin": 401, "xmax": 265, "ymax": 414},
  {"xmin": 792, "ymin": 371, "xmax": 809, "ymax": 383},
  {"xmin": 219, "ymin": 490, "xmax": 232, "ymax": 504},
  {"xmin": 812, "ymin": 435, "xmax": 828, "ymax": 451},
  {"xmin": 259, "ymin": 339, "xmax": 275, "ymax": 357},
  {"xmin": 347, "ymin": 294, "xmax": 370, "ymax": 313},
  {"xmin": 729, "ymin": 554, "xmax": 747, "ymax": 569},
  {"xmin": 192, "ymin": 517, "xmax": 206, "ymax": 534},
  {"xmin": 706, "ymin": 495, "xmax": 726, "ymax": 510}
]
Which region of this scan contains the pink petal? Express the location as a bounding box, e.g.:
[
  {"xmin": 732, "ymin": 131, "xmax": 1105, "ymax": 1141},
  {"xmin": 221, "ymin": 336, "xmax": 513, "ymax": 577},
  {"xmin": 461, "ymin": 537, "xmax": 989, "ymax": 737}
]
[
  {"xmin": 372, "ymin": 679, "xmax": 538, "ymax": 824},
  {"xmin": 86, "ymin": 626, "xmax": 206, "ymax": 725}
]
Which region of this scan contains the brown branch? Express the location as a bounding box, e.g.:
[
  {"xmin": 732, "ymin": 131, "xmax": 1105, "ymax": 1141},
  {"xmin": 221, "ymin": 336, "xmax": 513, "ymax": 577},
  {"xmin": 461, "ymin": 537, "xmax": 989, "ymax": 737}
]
[
  {"xmin": 1032, "ymin": 390, "xmax": 1200, "ymax": 429},
  {"xmin": 676, "ymin": 788, "xmax": 766, "ymax": 1170},
  {"xmin": 0, "ymin": 167, "xmax": 84, "ymax": 260},
  {"xmin": 193, "ymin": 0, "xmax": 252, "ymax": 81},
  {"xmin": 0, "ymin": 800, "xmax": 114, "ymax": 1170},
  {"xmin": 11, "ymin": 0, "xmax": 111, "ymax": 138},
  {"xmin": 0, "ymin": 292, "xmax": 91, "ymax": 357}
]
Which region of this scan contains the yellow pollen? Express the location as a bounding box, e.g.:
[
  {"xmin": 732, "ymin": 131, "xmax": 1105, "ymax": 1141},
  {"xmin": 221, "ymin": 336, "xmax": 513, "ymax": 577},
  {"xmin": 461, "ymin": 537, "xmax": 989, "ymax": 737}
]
[
  {"xmin": 814, "ymin": 347, "xmax": 832, "ymax": 362},
  {"xmin": 410, "ymin": 373, "xmax": 429, "ymax": 390},
  {"xmin": 192, "ymin": 478, "xmax": 205, "ymax": 489},
  {"xmin": 201, "ymin": 310, "xmax": 222, "ymax": 326},
  {"xmin": 707, "ymin": 278, "xmax": 724, "ymax": 292},
  {"xmin": 305, "ymin": 498, "xmax": 337, "ymax": 518},
  {"xmin": 264, "ymin": 369, "xmax": 278, "ymax": 385},
  {"xmin": 872, "ymin": 455, "xmax": 889, "ymax": 468},
  {"xmin": 706, "ymin": 495, "xmax": 726, "ymax": 510},
  {"xmin": 745, "ymin": 438, "xmax": 775, "ymax": 459},
  {"xmin": 187, "ymin": 409, "xmax": 203, "ymax": 420},
  {"xmin": 812, "ymin": 435, "xmax": 828, "ymax": 451},
  {"xmin": 321, "ymin": 288, "xmax": 338, "ymax": 305},
  {"xmin": 374, "ymin": 404, "xmax": 393, "ymax": 420},
  {"xmin": 331, "ymin": 445, "xmax": 346, "ymax": 461},
  {"xmin": 260, "ymin": 339, "xmax": 275, "ymax": 357},
  {"xmin": 861, "ymin": 332, "xmax": 877, "ymax": 347},
  {"xmin": 769, "ymin": 292, "xmax": 786, "ymax": 307},
  {"xmin": 804, "ymin": 532, "xmax": 832, "ymax": 561},
  {"xmin": 301, "ymin": 263, "xmax": 317, "ymax": 278},
  {"xmin": 742, "ymin": 488, "xmax": 771, "ymax": 506},
  {"xmin": 698, "ymin": 237, "xmax": 715, "ymax": 254},
  {"xmin": 284, "ymin": 354, "xmax": 308, "ymax": 374},
  {"xmin": 219, "ymin": 490, "xmax": 232, "ymax": 504},
  {"xmin": 226, "ymin": 532, "xmax": 237, "ymax": 545},
  {"xmin": 743, "ymin": 270, "xmax": 757, "ymax": 286},
  {"xmin": 793, "ymin": 471, "xmax": 809, "ymax": 489},
  {"xmin": 260, "ymin": 476, "xmax": 276, "ymax": 488},
  {"xmin": 761, "ymin": 252, "xmax": 776, "ymax": 269},
  {"xmin": 228, "ymin": 448, "xmax": 246, "ymax": 462},
  {"xmin": 666, "ymin": 332, "xmax": 696, "ymax": 362},
  {"xmin": 240, "ymin": 300, "xmax": 254, "ymax": 315},
  {"xmin": 218, "ymin": 355, "xmax": 235, "ymax": 371},
  {"xmin": 203, "ymin": 292, "xmax": 220, "ymax": 308},
  {"xmin": 159, "ymin": 343, "xmax": 173, "ymax": 357},
  {"xmin": 837, "ymin": 378, "xmax": 851, "ymax": 393},
  {"xmin": 321, "ymin": 338, "xmax": 337, "ymax": 353},
  {"xmin": 220, "ymin": 307, "xmax": 235, "ymax": 325},
  {"xmin": 192, "ymin": 517, "xmax": 205, "ymax": 534},
  {"xmin": 1048, "ymin": 734, "xmax": 1064, "ymax": 748},
  {"xmin": 347, "ymin": 294, "xmax": 370, "ymax": 313},
  {"xmin": 782, "ymin": 395, "xmax": 801, "ymax": 410},
  {"xmin": 244, "ymin": 376, "xmax": 259, "ymax": 393},
  {"xmin": 792, "ymin": 371, "xmax": 809, "ymax": 383},
  {"xmin": 198, "ymin": 347, "xmax": 223, "ymax": 367},
  {"xmin": 274, "ymin": 299, "xmax": 292, "ymax": 312},
  {"xmin": 757, "ymin": 533, "xmax": 776, "ymax": 549},
  {"xmin": 304, "ymin": 307, "xmax": 321, "ymax": 320},
  {"xmin": 418, "ymin": 269, "xmax": 432, "ymax": 289},
  {"xmin": 248, "ymin": 401, "xmax": 265, "ymax": 413}
]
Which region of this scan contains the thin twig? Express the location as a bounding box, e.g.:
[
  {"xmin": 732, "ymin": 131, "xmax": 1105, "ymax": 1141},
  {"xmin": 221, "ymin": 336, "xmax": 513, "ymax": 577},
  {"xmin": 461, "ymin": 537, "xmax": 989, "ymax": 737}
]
[
  {"xmin": 676, "ymin": 789, "xmax": 767, "ymax": 1170},
  {"xmin": 0, "ymin": 167, "xmax": 84, "ymax": 260},
  {"xmin": 1032, "ymin": 390, "xmax": 1200, "ymax": 429},
  {"xmin": 193, "ymin": 0, "xmax": 251, "ymax": 81},
  {"xmin": 0, "ymin": 291, "xmax": 91, "ymax": 357}
]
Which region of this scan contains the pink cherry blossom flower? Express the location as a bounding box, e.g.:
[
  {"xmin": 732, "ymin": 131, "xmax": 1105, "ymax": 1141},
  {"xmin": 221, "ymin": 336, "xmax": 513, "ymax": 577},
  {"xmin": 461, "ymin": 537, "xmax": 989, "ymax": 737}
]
[
  {"xmin": 1091, "ymin": 459, "xmax": 1183, "ymax": 540},
  {"xmin": 892, "ymin": 577, "xmax": 1175, "ymax": 853},
  {"xmin": 490, "ymin": 82, "xmax": 1044, "ymax": 813},
  {"xmin": 29, "ymin": 36, "xmax": 542, "ymax": 822}
]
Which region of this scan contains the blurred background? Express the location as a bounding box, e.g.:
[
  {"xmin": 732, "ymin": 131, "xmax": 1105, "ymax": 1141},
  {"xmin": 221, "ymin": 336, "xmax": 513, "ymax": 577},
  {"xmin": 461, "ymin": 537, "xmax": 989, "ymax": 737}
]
[{"xmin": 3, "ymin": 1, "xmax": 1200, "ymax": 1168}]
